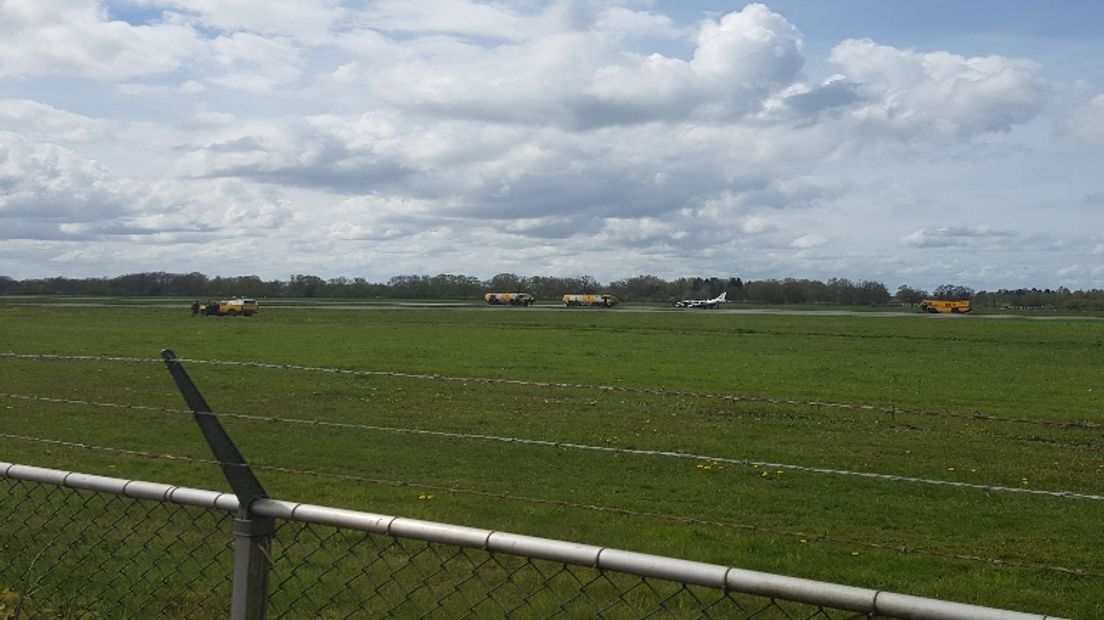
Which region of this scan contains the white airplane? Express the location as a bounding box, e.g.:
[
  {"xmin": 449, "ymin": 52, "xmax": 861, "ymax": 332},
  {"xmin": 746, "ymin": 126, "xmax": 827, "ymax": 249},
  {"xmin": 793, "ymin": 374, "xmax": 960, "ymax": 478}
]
[{"xmin": 672, "ymin": 291, "xmax": 727, "ymax": 309}]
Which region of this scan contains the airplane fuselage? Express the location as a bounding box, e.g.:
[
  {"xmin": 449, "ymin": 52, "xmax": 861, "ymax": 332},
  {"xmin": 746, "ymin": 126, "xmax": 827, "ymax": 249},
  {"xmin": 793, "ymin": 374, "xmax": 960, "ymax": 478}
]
[{"xmin": 673, "ymin": 292, "xmax": 727, "ymax": 309}]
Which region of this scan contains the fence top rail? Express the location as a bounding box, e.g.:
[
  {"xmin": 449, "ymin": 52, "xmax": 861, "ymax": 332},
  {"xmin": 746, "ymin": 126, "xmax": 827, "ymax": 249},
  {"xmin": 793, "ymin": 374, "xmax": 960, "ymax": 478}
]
[{"xmin": 1, "ymin": 461, "xmax": 1065, "ymax": 620}]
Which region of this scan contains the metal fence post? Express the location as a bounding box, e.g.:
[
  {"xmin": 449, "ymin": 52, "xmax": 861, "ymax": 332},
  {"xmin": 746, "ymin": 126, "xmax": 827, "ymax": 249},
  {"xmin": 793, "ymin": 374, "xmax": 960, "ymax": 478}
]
[
  {"xmin": 233, "ymin": 513, "xmax": 274, "ymax": 620},
  {"xmin": 161, "ymin": 349, "xmax": 273, "ymax": 620}
]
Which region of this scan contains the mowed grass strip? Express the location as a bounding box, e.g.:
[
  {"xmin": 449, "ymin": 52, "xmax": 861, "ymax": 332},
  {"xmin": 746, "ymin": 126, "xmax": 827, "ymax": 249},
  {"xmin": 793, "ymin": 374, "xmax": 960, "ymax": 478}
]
[{"xmin": 1, "ymin": 303, "xmax": 1102, "ymax": 617}]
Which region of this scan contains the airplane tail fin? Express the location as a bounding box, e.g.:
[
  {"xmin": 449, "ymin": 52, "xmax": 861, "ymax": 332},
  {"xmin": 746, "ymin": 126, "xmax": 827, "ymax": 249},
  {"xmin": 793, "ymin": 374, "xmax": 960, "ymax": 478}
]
[{"xmin": 718, "ymin": 292, "xmax": 727, "ymax": 302}]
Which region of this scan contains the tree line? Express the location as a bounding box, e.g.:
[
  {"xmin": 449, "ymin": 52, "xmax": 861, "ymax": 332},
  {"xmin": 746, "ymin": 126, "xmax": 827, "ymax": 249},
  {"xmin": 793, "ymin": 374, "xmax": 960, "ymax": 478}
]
[{"xmin": 1, "ymin": 272, "xmax": 1102, "ymax": 310}]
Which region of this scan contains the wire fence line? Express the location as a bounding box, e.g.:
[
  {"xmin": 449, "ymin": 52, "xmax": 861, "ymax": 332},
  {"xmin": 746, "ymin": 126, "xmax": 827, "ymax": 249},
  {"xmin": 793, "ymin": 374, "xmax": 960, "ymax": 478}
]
[
  {"xmin": 4, "ymin": 429, "xmax": 1098, "ymax": 580},
  {"xmin": 6, "ymin": 382, "xmax": 1098, "ymax": 457},
  {"xmin": 2, "ymin": 351, "xmax": 1098, "ymax": 430},
  {"xmin": 8, "ymin": 389, "xmax": 1097, "ymax": 461},
  {"xmin": 4, "ymin": 391, "xmax": 1102, "ymax": 504},
  {"xmin": 1, "ymin": 462, "xmax": 1066, "ymax": 620},
  {"xmin": 0, "ymin": 351, "xmax": 1095, "ymax": 617}
]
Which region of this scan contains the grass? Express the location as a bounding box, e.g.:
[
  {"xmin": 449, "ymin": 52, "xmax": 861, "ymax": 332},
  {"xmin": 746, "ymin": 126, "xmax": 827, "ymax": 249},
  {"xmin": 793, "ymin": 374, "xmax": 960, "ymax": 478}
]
[{"xmin": 1, "ymin": 301, "xmax": 1102, "ymax": 618}]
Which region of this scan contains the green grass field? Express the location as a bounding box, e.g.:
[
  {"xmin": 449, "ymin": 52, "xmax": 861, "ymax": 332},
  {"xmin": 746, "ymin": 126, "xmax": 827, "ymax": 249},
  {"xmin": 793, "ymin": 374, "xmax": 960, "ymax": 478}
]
[{"xmin": 1, "ymin": 301, "xmax": 1102, "ymax": 617}]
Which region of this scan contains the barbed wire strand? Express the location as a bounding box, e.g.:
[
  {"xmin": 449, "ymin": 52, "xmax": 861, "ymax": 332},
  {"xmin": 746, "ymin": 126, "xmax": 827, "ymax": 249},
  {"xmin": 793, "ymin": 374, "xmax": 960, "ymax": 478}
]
[
  {"xmin": 1, "ymin": 430, "xmax": 1097, "ymax": 580},
  {"xmin": 1, "ymin": 352, "xmax": 1098, "ymax": 431},
  {"xmin": 3, "ymin": 392, "xmax": 1101, "ymax": 503}
]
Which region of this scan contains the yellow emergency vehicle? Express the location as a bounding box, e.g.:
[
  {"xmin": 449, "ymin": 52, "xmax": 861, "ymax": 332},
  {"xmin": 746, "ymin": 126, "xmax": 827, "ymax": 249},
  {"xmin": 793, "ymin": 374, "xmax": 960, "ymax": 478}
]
[
  {"xmin": 484, "ymin": 293, "xmax": 535, "ymax": 306},
  {"xmin": 562, "ymin": 294, "xmax": 619, "ymax": 308},
  {"xmin": 919, "ymin": 299, "xmax": 971, "ymax": 314}
]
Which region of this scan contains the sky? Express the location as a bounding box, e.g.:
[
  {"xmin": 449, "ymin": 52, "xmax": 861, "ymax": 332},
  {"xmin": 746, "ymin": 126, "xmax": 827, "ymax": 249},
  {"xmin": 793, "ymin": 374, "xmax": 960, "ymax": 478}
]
[{"xmin": 2, "ymin": 1, "xmax": 1103, "ymax": 292}]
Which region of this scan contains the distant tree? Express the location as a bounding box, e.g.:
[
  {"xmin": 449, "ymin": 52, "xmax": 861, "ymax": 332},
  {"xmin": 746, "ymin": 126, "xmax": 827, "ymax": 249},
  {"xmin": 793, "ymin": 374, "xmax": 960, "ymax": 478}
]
[
  {"xmin": 827, "ymin": 277, "xmax": 856, "ymax": 304},
  {"xmin": 348, "ymin": 277, "xmax": 380, "ymax": 298},
  {"xmin": 578, "ymin": 275, "xmax": 600, "ymax": 294},
  {"xmin": 11, "ymin": 272, "xmax": 1102, "ymax": 311},
  {"xmin": 776, "ymin": 278, "xmax": 823, "ymax": 304},
  {"xmin": 705, "ymin": 277, "xmax": 725, "ymax": 297},
  {"xmin": 163, "ymin": 272, "xmax": 209, "ymax": 296},
  {"xmin": 223, "ymin": 275, "xmax": 268, "ymax": 297},
  {"xmin": 724, "ymin": 277, "xmax": 744, "ymax": 301},
  {"xmin": 608, "ymin": 274, "xmax": 667, "ymax": 301},
  {"xmin": 526, "ymin": 276, "xmax": 571, "ymax": 300},
  {"xmin": 427, "ymin": 273, "xmax": 483, "ymax": 298},
  {"xmin": 288, "ymin": 274, "xmax": 326, "ymax": 297},
  {"xmin": 670, "ymin": 277, "xmax": 703, "ymax": 300},
  {"xmin": 856, "ymin": 280, "xmax": 891, "ymax": 305},
  {"xmin": 932, "ymin": 284, "xmax": 974, "ymax": 300},
  {"xmin": 895, "ymin": 285, "xmax": 928, "ymax": 305},
  {"xmin": 744, "ymin": 279, "xmax": 785, "ymax": 304},
  {"xmin": 109, "ymin": 272, "xmax": 166, "ymax": 296},
  {"xmin": 489, "ymin": 273, "xmax": 524, "ymax": 292}
]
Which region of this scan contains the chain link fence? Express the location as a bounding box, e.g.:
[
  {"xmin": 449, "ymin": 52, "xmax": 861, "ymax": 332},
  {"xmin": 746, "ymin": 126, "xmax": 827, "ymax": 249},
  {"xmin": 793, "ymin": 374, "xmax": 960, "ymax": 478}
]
[
  {"xmin": 2, "ymin": 476, "xmax": 233, "ymax": 618},
  {"xmin": 266, "ymin": 519, "xmax": 858, "ymax": 619},
  {"xmin": 2, "ymin": 462, "xmax": 1059, "ymax": 620}
]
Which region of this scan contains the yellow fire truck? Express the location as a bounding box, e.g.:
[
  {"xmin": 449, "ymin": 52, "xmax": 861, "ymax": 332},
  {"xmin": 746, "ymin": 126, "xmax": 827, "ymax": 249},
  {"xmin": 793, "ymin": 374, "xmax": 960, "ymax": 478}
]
[
  {"xmin": 919, "ymin": 299, "xmax": 971, "ymax": 314},
  {"xmin": 201, "ymin": 298, "xmax": 259, "ymax": 316},
  {"xmin": 562, "ymin": 294, "xmax": 619, "ymax": 308},
  {"xmin": 484, "ymin": 293, "xmax": 535, "ymax": 306}
]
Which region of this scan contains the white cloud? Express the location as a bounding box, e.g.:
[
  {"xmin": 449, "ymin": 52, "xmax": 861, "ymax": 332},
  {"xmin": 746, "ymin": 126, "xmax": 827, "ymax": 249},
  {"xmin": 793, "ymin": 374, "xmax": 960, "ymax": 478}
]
[
  {"xmin": 0, "ymin": 133, "xmax": 130, "ymax": 223},
  {"xmin": 357, "ymin": 0, "xmax": 530, "ymax": 41},
  {"xmin": 118, "ymin": 80, "xmax": 207, "ymax": 95},
  {"xmin": 594, "ymin": 6, "xmax": 680, "ymax": 41},
  {"xmin": 0, "ymin": 130, "xmax": 292, "ymax": 244},
  {"xmin": 0, "ymin": 0, "xmax": 200, "ymax": 79},
  {"xmin": 899, "ymin": 225, "xmax": 1017, "ymax": 248},
  {"xmin": 1067, "ymin": 94, "xmax": 1104, "ymax": 144},
  {"xmin": 690, "ymin": 4, "xmax": 804, "ymax": 91},
  {"xmin": 1, "ymin": 1, "xmax": 1101, "ymax": 290},
  {"xmin": 208, "ymin": 32, "xmax": 305, "ymax": 92},
  {"xmin": 829, "ymin": 38, "xmax": 1051, "ymax": 137},
  {"xmin": 324, "ymin": 3, "xmax": 808, "ymax": 128},
  {"xmin": 0, "ymin": 100, "xmax": 108, "ymax": 142},
  {"xmin": 140, "ymin": 0, "xmax": 347, "ymax": 42},
  {"xmin": 327, "ymin": 221, "xmax": 405, "ymax": 241},
  {"xmin": 789, "ymin": 233, "xmax": 826, "ymax": 249},
  {"xmin": 597, "ymin": 217, "xmax": 683, "ymax": 245},
  {"xmin": 740, "ymin": 217, "xmax": 777, "ymax": 235}
]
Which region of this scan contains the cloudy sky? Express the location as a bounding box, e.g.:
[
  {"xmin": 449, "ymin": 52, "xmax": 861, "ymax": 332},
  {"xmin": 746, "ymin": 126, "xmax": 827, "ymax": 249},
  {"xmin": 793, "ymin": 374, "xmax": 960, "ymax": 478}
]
[{"xmin": 2, "ymin": 0, "xmax": 1103, "ymax": 291}]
